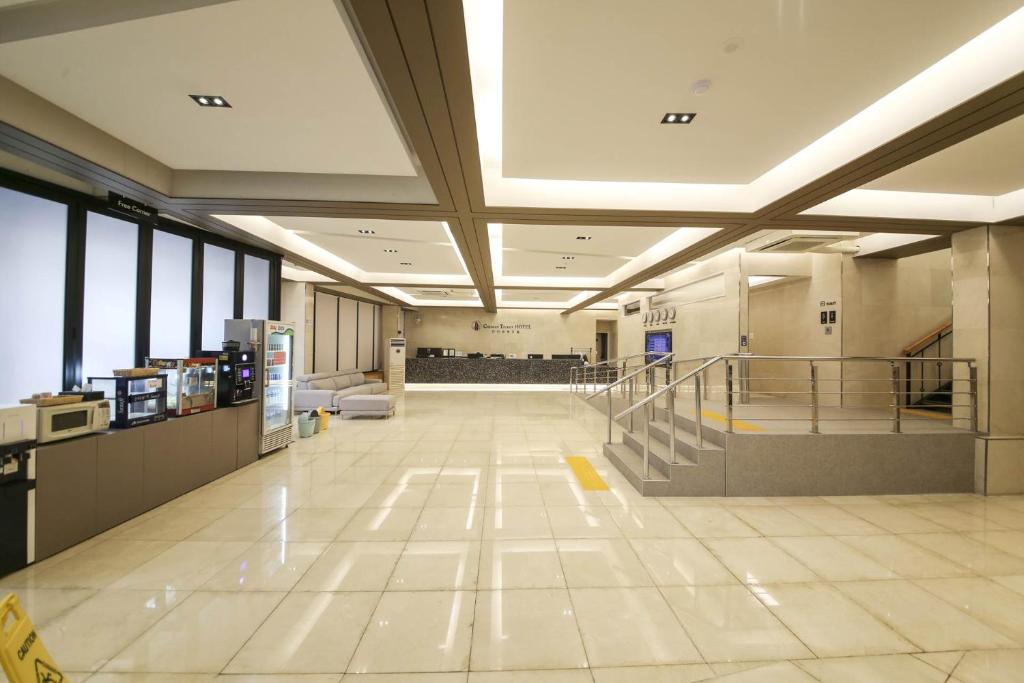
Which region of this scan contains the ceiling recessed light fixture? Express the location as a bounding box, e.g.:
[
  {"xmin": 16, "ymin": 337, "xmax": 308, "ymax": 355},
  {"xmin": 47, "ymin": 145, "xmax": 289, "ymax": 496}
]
[
  {"xmin": 661, "ymin": 112, "xmax": 696, "ymax": 124},
  {"xmin": 576, "ymin": 236, "xmax": 592, "ymax": 240},
  {"xmin": 189, "ymin": 94, "xmax": 231, "ymax": 108},
  {"xmin": 400, "ymin": 262, "xmax": 413, "ymax": 266},
  {"xmin": 383, "ymin": 248, "xmax": 398, "ymax": 253},
  {"xmin": 357, "ymin": 229, "xmax": 375, "ymax": 235}
]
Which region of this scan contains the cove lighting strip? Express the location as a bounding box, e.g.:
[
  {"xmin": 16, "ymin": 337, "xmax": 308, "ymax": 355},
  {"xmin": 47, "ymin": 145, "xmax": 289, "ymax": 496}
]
[{"xmin": 463, "ymin": 0, "xmax": 1024, "ymax": 219}]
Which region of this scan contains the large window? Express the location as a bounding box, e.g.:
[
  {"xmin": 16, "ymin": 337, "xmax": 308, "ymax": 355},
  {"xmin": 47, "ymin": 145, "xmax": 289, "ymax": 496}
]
[
  {"xmin": 0, "ymin": 170, "xmax": 282, "ymax": 394},
  {"xmin": 201, "ymin": 243, "xmax": 236, "ymax": 351},
  {"xmin": 0, "ymin": 187, "xmax": 67, "ymax": 403},
  {"xmin": 82, "ymin": 212, "xmax": 138, "ymax": 380},
  {"xmin": 243, "ymin": 254, "xmax": 270, "ymax": 319},
  {"xmin": 150, "ymin": 230, "xmax": 193, "ymax": 358}
]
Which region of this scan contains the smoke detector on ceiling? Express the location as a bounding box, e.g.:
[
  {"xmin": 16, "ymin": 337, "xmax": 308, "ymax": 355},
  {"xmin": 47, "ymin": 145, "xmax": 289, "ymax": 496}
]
[{"xmin": 745, "ymin": 230, "xmax": 860, "ymax": 254}]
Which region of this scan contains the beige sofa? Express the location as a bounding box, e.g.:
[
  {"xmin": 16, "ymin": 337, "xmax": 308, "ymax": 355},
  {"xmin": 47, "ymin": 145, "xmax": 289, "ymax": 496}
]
[{"xmin": 295, "ymin": 369, "xmax": 387, "ymax": 412}]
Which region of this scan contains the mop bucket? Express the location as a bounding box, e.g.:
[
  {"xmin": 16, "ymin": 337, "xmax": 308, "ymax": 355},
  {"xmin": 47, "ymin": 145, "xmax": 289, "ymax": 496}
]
[
  {"xmin": 1, "ymin": 593, "xmax": 65, "ymax": 683},
  {"xmin": 297, "ymin": 413, "xmax": 317, "ymax": 438}
]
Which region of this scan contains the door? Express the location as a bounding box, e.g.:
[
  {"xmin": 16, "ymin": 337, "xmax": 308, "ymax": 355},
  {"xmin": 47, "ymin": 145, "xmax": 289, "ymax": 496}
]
[
  {"xmin": 263, "ymin": 321, "xmax": 294, "ymax": 432},
  {"xmin": 596, "ymin": 332, "xmax": 609, "ymax": 362}
]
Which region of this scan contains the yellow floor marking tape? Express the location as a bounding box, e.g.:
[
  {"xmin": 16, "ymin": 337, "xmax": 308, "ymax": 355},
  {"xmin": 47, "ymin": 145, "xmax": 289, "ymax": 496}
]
[
  {"xmin": 900, "ymin": 407, "xmax": 953, "ymax": 421},
  {"xmin": 1, "ymin": 594, "xmax": 65, "ymax": 683},
  {"xmin": 699, "ymin": 409, "xmax": 766, "ymax": 432},
  {"xmin": 566, "ymin": 456, "xmax": 610, "ymax": 491}
]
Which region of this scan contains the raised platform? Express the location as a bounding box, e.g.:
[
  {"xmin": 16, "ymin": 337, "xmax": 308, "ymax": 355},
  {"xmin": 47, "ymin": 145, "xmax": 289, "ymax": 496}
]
[
  {"xmin": 406, "ymin": 357, "xmax": 582, "ymax": 384},
  {"xmin": 584, "ymin": 393, "xmax": 976, "ymax": 497}
]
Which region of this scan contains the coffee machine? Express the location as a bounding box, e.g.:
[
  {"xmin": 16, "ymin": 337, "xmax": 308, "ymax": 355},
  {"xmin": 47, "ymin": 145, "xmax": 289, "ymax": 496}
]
[{"xmin": 199, "ymin": 346, "xmax": 256, "ymax": 406}]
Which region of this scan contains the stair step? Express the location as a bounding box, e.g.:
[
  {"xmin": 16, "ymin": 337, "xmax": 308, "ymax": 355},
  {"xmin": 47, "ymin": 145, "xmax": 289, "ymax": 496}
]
[
  {"xmin": 604, "ymin": 443, "xmax": 668, "ymax": 482},
  {"xmin": 649, "ymin": 420, "xmax": 723, "ymax": 453},
  {"xmin": 623, "ymin": 429, "xmax": 699, "ymax": 472}
]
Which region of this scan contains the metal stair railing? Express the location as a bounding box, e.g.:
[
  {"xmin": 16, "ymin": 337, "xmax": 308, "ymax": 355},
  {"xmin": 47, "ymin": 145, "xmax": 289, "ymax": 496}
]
[
  {"xmin": 570, "ymin": 352, "xmax": 653, "ymax": 395},
  {"xmin": 600, "ymin": 354, "xmax": 979, "ymax": 481},
  {"xmin": 583, "ymin": 352, "xmax": 674, "ymax": 443}
]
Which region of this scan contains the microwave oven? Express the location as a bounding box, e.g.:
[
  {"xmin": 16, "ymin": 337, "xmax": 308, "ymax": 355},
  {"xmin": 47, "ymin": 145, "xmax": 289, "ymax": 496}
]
[{"xmin": 36, "ymin": 399, "xmax": 111, "ymax": 443}]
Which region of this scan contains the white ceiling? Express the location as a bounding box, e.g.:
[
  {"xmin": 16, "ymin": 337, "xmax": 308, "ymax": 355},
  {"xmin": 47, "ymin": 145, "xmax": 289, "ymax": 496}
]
[
  {"xmin": 501, "ymin": 223, "xmax": 676, "ymax": 277},
  {"xmin": 500, "ymin": 289, "xmax": 578, "ymax": 303},
  {"xmin": 269, "ymin": 217, "xmax": 464, "ymax": 276},
  {"xmin": 501, "ymin": 0, "xmax": 1022, "ymax": 185},
  {"xmin": 502, "ymin": 250, "xmax": 626, "ymax": 278},
  {"xmin": 0, "ymin": 0, "xmax": 416, "ymax": 176},
  {"xmin": 865, "ymin": 114, "xmax": 1024, "ymax": 195},
  {"xmin": 399, "ymin": 287, "xmax": 480, "ymax": 301},
  {"xmin": 502, "ymin": 224, "xmax": 676, "ymax": 257}
]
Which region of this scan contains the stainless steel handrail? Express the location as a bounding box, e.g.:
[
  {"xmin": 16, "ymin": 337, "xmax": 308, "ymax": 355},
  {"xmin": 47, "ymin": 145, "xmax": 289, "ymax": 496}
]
[
  {"xmin": 570, "ymin": 352, "xmax": 653, "ymax": 394},
  {"xmin": 600, "ymin": 354, "xmax": 978, "ymax": 480},
  {"xmin": 584, "ymin": 353, "xmax": 672, "ymax": 401}
]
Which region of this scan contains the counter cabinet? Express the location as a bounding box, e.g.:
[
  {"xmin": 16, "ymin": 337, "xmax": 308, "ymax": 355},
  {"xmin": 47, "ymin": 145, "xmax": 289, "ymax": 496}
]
[{"xmin": 34, "ymin": 401, "xmax": 261, "ymax": 561}]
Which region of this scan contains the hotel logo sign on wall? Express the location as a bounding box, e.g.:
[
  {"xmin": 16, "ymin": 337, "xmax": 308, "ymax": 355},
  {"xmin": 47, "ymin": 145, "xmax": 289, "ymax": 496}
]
[{"xmin": 472, "ymin": 321, "xmax": 532, "ymax": 334}]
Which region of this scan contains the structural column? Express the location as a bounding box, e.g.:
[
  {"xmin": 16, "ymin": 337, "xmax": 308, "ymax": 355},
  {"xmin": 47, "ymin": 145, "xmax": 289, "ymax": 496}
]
[{"xmin": 953, "ymin": 225, "xmax": 1024, "ymax": 493}]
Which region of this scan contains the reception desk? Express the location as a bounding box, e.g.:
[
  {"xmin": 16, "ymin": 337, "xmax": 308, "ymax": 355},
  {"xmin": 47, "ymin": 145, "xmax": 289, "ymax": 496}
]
[{"xmin": 406, "ymin": 357, "xmax": 583, "ymax": 384}]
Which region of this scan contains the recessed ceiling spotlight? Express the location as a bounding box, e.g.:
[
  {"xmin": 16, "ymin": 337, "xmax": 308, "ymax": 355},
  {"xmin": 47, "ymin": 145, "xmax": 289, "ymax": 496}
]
[
  {"xmin": 576, "ymin": 236, "xmax": 592, "ymax": 240},
  {"xmin": 383, "ymin": 248, "xmax": 398, "ymax": 253},
  {"xmin": 189, "ymin": 94, "xmax": 231, "ymax": 108},
  {"xmin": 561, "ymin": 256, "xmax": 576, "ymax": 260},
  {"xmin": 357, "ymin": 229, "xmax": 375, "ymax": 235},
  {"xmin": 691, "ymin": 79, "xmax": 712, "ymax": 95},
  {"xmin": 661, "ymin": 113, "xmax": 696, "ymax": 124}
]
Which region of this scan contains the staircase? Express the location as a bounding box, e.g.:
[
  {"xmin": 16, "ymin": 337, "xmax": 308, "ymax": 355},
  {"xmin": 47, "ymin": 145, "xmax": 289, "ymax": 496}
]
[
  {"xmin": 903, "ymin": 320, "xmax": 954, "ymax": 414},
  {"xmin": 602, "ymin": 402, "xmax": 727, "ymax": 496},
  {"xmin": 574, "ymin": 352, "xmax": 979, "ymax": 497}
]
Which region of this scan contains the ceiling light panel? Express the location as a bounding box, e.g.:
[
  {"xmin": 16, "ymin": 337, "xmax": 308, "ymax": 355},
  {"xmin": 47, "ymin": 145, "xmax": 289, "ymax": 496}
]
[
  {"xmin": 189, "ymin": 94, "xmax": 231, "ymax": 107},
  {"xmin": 661, "ymin": 113, "xmax": 695, "ymax": 124}
]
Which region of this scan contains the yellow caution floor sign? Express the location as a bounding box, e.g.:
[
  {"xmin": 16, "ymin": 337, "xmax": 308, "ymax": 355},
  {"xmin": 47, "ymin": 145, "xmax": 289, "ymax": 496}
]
[{"xmin": 0, "ymin": 594, "xmax": 65, "ymax": 683}]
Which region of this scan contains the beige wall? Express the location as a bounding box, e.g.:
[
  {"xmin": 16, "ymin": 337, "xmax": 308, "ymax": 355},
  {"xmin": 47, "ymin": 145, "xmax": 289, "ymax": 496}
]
[
  {"xmin": 405, "ymin": 308, "xmax": 614, "ymax": 359},
  {"xmin": 747, "ymin": 253, "xmax": 844, "ymax": 405},
  {"xmin": 952, "ymin": 228, "xmax": 990, "ymax": 432},
  {"xmin": 617, "ymin": 247, "xmax": 954, "ymax": 408},
  {"xmin": 841, "ymin": 249, "xmax": 953, "ymax": 407},
  {"xmin": 988, "ymin": 226, "xmax": 1024, "ymax": 436},
  {"xmin": 279, "ymin": 281, "xmax": 310, "ymax": 375},
  {"xmin": 620, "ymin": 250, "xmax": 743, "ymax": 361},
  {"xmin": 956, "ymin": 225, "xmax": 1024, "ymax": 437}
]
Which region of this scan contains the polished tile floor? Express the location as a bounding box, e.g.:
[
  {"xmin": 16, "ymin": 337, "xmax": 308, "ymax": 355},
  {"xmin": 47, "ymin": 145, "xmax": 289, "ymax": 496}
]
[{"xmin": 5, "ymin": 391, "xmax": 1024, "ymax": 682}]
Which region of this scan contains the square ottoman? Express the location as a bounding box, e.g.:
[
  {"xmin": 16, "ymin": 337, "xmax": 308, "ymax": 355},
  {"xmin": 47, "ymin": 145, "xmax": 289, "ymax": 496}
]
[{"xmin": 338, "ymin": 393, "xmax": 396, "ymax": 419}]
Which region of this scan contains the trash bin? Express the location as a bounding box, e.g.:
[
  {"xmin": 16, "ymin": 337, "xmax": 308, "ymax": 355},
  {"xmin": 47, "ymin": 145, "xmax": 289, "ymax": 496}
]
[
  {"xmin": 317, "ymin": 406, "xmax": 330, "ymax": 432},
  {"xmin": 297, "ymin": 413, "xmax": 317, "ymax": 438}
]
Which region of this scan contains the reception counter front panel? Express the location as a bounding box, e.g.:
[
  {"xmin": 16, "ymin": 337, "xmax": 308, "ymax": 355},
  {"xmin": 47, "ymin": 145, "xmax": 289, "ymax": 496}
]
[{"xmin": 406, "ymin": 357, "xmax": 583, "ymax": 384}]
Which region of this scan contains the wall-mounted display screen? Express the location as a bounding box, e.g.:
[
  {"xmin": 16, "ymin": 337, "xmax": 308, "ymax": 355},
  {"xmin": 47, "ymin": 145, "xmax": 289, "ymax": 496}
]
[{"xmin": 645, "ymin": 330, "xmax": 672, "ymax": 363}]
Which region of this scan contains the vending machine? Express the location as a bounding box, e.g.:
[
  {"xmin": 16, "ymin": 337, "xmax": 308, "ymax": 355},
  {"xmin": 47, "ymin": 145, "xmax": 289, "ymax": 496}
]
[{"xmin": 224, "ymin": 320, "xmax": 296, "ymax": 455}]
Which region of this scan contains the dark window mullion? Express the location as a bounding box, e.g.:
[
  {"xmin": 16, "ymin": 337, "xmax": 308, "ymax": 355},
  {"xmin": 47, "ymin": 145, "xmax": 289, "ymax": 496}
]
[
  {"xmin": 135, "ymin": 224, "xmax": 153, "ymax": 366},
  {"xmin": 233, "ymin": 250, "xmax": 244, "ymax": 319},
  {"xmin": 190, "ymin": 239, "xmax": 203, "ymax": 355},
  {"xmin": 63, "ymin": 202, "xmax": 87, "ymax": 389}
]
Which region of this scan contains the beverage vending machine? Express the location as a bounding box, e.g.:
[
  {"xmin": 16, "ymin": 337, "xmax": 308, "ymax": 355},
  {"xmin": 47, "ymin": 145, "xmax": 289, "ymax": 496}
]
[{"xmin": 224, "ymin": 320, "xmax": 296, "ymax": 455}]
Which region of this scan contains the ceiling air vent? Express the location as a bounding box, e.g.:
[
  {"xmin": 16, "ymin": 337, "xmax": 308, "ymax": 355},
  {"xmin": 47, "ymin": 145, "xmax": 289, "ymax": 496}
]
[{"xmin": 745, "ymin": 230, "xmax": 859, "ymax": 254}]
